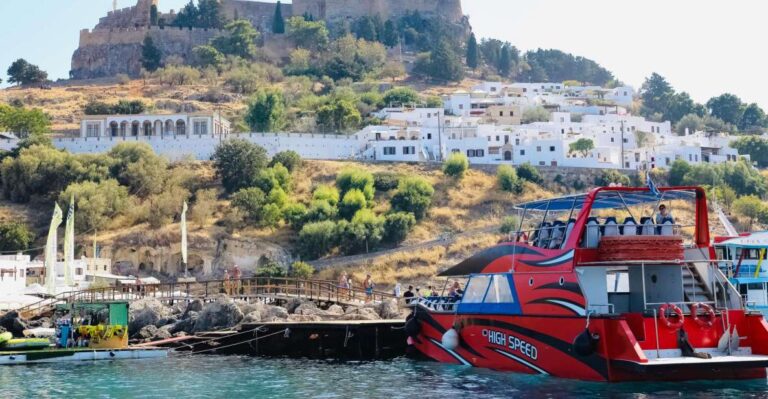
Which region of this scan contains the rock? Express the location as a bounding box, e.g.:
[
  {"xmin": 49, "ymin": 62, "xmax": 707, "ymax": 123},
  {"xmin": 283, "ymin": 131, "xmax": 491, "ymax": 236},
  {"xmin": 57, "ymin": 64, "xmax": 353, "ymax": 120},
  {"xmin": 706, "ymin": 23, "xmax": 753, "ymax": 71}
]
[
  {"xmin": 129, "ymin": 298, "xmax": 172, "ymax": 336},
  {"xmin": 137, "ymin": 325, "xmax": 158, "ymax": 340},
  {"xmin": 171, "ymin": 311, "xmax": 198, "ymax": 334},
  {"xmin": 27, "ymin": 317, "xmax": 52, "ymax": 329},
  {"xmin": 193, "ymin": 297, "xmax": 244, "ymax": 332},
  {"xmin": 285, "ymin": 298, "xmax": 305, "ymax": 313},
  {"xmin": 236, "ymin": 300, "xmax": 264, "ymax": 317},
  {"xmin": 152, "ymin": 325, "xmax": 173, "ymax": 341},
  {"xmin": 261, "ymin": 305, "xmax": 289, "ymax": 322},
  {"xmin": 326, "ymin": 305, "xmax": 344, "ymax": 316},
  {"xmin": 288, "ymin": 314, "xmax": 323, "ymax": 322},
  {"xmin": 242, "ymin": 311, "xmax": 262, "ymax": 324},
  {"xmin": 155, "ymin": 317, "xmax": 178, "ymax": 327},
  {"xmin": 0, "ymin": 326, "xmax": 6, "ymax": 334},
  {"xmin": 340, "ymin": 307, "xmax": 381, "ymax": 321},
  {"xmin": 377, "ymin": 299, "xmax": 401, "ymax": 320},
  {"xmin": 186, "ymin": 299, "xmax": 204, "ymax": 313},
  {"xmin": 294, "ymin": 302, "xmax": 324, "ymax": 316},
  {"xmin": 173, "ymin": 331, "xmax": 188, "ymax": 338},
  {"xmin": 0, "ymin": 311, "xmax": 27, "ymax": 337}
]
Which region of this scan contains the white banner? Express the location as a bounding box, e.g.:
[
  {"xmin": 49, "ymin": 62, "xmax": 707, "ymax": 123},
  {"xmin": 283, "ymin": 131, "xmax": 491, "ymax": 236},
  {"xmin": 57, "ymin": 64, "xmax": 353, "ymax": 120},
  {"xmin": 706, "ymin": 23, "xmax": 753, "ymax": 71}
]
[
  {"xmin": 45, "ymin": 203, "xmax": 63, "ymax": 296},
  {"xmin": 64, "ymin": 195, "xmax": 75, "ymax": 287}
]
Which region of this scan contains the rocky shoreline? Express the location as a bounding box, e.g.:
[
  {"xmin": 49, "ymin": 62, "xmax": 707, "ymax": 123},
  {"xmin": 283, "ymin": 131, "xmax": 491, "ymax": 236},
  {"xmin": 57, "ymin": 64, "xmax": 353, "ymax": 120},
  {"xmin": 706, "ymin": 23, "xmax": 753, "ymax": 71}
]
[{"xmin": 0, "ymin": 295, "xmax": 407, "ymax": 344}]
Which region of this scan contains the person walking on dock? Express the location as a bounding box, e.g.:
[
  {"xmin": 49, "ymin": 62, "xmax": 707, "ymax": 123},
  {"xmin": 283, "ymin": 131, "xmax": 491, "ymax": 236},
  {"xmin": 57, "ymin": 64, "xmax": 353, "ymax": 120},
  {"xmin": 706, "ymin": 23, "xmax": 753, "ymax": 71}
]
[
  {"xmin": 233, "ymin": 265, "xmax": 242, "ymax": 296},
  {"xmin": 223, "ymin": 269, "xmax": 231, "ymax": 295},
  {"xmin": 403, "ymin": 285, "xmax": 415, "ymax": 304},
  {"xmin": 364, "ymin": 274, "xmax": 375, "ymax": 303},
  {"xmin": 338, "ymin": 272, "xmax": 349, "ymax": 298}
]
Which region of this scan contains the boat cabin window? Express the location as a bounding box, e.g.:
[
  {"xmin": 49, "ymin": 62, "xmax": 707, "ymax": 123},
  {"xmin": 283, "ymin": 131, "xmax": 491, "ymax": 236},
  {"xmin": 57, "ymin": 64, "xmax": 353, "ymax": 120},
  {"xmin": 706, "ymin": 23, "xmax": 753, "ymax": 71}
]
[
  {"xmin": 461, "ymin": 274, "xmax": 514, "ymax": 304},
  {"xmin": 463, "ymin": 275, "xmax": 491, "ymax": 303},
  {"xmin": 485, "ymin": 275, "xmax": 514, "ymax": 303}
]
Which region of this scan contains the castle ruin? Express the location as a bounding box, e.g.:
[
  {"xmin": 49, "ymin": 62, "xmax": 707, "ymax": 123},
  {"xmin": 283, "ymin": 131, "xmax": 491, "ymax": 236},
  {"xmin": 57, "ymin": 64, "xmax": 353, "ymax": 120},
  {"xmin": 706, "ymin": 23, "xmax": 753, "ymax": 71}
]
[{"xmin": 71, "ymin": 0, "xmax": 465, "ymax": 80}]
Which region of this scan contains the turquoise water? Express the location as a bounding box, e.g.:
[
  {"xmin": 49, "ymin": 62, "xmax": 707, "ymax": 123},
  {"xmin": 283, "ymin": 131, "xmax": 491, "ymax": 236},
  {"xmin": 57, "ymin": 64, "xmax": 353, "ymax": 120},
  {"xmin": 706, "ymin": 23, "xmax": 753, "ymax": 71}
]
[{"xmin": 2, "ymin": 355, "xmax": 768, "ymax": 398}]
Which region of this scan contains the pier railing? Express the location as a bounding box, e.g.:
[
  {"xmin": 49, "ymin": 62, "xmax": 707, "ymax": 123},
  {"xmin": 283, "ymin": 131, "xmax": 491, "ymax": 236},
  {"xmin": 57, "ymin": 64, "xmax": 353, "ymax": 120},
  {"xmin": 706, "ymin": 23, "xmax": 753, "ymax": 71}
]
[{"xmin": 15, "ymin": 277, "xmax": 396, "ymax": 317}]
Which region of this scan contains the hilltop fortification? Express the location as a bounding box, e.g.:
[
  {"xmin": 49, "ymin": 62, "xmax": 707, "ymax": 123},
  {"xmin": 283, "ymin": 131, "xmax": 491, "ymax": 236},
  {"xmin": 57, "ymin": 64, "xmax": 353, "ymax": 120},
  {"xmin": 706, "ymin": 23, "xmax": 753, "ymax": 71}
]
[{"xmin": 71, "ymin": 0, "xmax": 465, "ymax": 80}]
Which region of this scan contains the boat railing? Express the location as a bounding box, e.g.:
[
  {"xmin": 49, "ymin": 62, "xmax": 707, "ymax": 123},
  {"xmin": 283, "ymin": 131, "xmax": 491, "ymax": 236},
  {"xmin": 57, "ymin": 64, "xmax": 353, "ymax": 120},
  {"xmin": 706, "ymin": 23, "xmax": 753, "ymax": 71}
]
[
  {"xmin": 410, "ymin": 296, "xmax": 459, "ymax": 313},
  {"xmin": 506, "ymin": 223, "xmax": 695, "ymax": 249}
]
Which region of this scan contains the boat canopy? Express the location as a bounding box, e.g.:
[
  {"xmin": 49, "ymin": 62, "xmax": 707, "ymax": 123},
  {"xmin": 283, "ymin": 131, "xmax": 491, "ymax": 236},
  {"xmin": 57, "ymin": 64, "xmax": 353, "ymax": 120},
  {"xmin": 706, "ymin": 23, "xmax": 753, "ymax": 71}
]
[
  {"xmin": 719, "ymin": 232, "xmax": 768, "ymax": 249},
  {"xmin": 515, "ymin": 188, "xmax": 696, "ymax": 212}
]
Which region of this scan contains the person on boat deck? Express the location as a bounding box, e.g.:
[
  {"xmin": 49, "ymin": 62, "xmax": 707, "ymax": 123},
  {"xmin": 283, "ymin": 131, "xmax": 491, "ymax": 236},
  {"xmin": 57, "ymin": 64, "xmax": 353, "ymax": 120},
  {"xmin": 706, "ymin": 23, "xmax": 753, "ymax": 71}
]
[
  {"xmin": 448, "ymin": 281, "xmax": 464, "ymax": 299},
  {"xmin": 403, "ymin": 285, "xmax": 415, "ymax": 303},
  {"xmin": 393, "ymin": 282, "xmax": 402, "ymax": 297},
  {"xmin": 422, "ymin": 286, "xmax": 432, "ymax": 297},
  {"xmin": 415, "ymin": 287, "xmax": 422, "ymax": 298},
  {"xmin": 655, "ymin": 204, "xmax": 674, "ymax": 225},
  {"xmin": 364, "ymin": 274, "xmax": 375, "ymax": 303}
]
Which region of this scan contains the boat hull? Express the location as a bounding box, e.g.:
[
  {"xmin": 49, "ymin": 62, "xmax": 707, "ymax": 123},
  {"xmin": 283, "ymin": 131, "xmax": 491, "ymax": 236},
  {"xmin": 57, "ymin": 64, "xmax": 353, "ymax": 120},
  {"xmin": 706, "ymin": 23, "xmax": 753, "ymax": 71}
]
[
  {"xmin": 0, "ymin": 348, "xmax": 167, "ymax": 365},
  {"xmin": 411, "ymin": 310, "xmax": 768, "ymax": 382}
]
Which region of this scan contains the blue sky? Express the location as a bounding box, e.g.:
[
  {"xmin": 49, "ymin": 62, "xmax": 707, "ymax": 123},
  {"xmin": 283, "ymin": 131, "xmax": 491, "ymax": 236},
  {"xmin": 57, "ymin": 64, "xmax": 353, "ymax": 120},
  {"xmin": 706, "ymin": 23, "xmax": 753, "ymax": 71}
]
[{"xmin": 1, "ymin": 0, "xmax": 767, "ymax": 109}]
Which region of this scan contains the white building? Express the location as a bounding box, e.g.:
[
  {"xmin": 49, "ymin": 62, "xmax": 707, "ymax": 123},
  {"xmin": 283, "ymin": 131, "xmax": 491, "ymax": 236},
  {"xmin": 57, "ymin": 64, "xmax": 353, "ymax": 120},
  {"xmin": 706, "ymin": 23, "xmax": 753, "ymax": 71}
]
[{"xmin": 80, "ymin": 112, "xmax": 231, "ymax": 138}]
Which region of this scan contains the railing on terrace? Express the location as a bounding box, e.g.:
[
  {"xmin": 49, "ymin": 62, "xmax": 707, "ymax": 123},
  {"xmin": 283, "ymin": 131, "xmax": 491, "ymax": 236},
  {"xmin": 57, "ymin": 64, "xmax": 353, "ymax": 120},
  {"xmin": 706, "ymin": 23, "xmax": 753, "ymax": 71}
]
[{"xmin": 15, "ymin": 277, "xmax": 396, "ymax": 317}]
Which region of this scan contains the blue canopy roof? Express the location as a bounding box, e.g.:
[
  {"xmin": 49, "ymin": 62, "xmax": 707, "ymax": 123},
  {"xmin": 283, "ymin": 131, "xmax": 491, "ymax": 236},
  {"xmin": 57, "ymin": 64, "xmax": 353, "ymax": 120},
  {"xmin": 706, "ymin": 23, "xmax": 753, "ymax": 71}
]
[{"xmin": 515, "ymin": 189, "xmax": 697, "ymax": 212}]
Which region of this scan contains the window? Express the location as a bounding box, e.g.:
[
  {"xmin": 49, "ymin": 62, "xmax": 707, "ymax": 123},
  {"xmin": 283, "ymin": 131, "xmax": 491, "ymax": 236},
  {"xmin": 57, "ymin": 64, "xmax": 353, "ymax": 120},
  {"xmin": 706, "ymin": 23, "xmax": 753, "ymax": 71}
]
[
  {"xmin": 383, "ymin": 147, "xmax": 396, "ymax": 155},
  {"xmin": 623, "ymin": 138, "xmax": 628, "ymax": 143},
  {"xmin": 85, "ymin": 122, "xmax": 100, "ymax": 137},
  {"xmin": 427, "ymin": 133, "xmax": 432, "ymax": 139},
  {"xmin": 476, "ymin": 149, "xmax": 485, "ymax": 157},
  {"xmin": 688, "ymin": 154, "xmax": 693, "ymax": 161},
  {"xmin": 452, "ymin": 149, "xmax": 460, "ymax": 153},
  {"xmin": 467, "ymin": 149, "xmax": 475, "ymax": 157},
  {"xmin": 549, "ymin": 146, "xmax": 555, "ymax": 152},
  {"xmin": 611, "ymin": 137, "xmax": 615, "ymax": 143},
  {"xmin": 515, "ymin": 138, "xmax": 519, "ymax": 145},
  {"xmin": 536, "ymin": 146, "xmax": 541, "ymax": 152},
  {"xmin": 499, "ymin": 111, "xmax": 504, "ymax": 117},
  {"xmin": 462, "ymin": 275, "xmax": 491, "ymax": 303},
  {"xmin": 539, "ymin": 161, "xmax": 545, "ymax": 166},
  {"xmin": 403, "ymin": 146, "xmax": 416, "ymax": 155},
  {"xmin": 459, "ymin": 104, "xmax": 464, "ymax": 110},
  {"xmin": 485, "ymin": 275, "xmax": 514, "ymax": 303},
  {"xmin": 520, "ymin": 150, "xmax": 525, "ymax": 155},
  {"xmin": 193, "ymin": 121, "xmax": 208, "ymax": 135}
]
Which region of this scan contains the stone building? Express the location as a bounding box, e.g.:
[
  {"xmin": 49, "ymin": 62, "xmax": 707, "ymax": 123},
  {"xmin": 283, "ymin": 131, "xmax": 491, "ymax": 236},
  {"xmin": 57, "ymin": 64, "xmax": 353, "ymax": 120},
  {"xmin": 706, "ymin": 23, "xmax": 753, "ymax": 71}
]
[{"xmin": 71, "ymin": 0, "xmax": 466, "ymax": 79}]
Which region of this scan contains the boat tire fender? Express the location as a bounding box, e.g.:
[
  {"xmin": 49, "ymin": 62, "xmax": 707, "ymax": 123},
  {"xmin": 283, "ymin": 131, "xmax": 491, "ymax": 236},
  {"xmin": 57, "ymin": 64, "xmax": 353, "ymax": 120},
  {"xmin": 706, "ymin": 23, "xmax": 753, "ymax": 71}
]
[
  {"xmin": 659, "ymin": 303, "xmax": 684, "ymax": 329},
  {"xmin": 690, "ymin": 303, "xmax": 716, "ymax": 328},
  {"xmin": 404, "ymin": 317, "xmax": 420, "ymax": 337},
  {"xmin": 572, "ymin": 328, "xmax": 599, "ymax": 356}
]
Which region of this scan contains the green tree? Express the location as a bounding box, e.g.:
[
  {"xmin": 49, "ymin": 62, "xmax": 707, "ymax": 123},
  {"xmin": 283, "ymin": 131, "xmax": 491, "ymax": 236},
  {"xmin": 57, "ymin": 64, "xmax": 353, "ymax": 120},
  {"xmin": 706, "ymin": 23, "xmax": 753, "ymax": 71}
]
[
  {"xmin": 739, "ymin": 103, "xmax": 766, "ymax": 132},
  {"xmin": 339, "ymin": 189, "xmax": 367, "ymax": 220},
  {"xmin": 107, "ymin": 142, "xmax": 166, "ymax": 197},
  {"xmin": 707, "ymin": 93, "xmax": 743, "ymax": 127},
  {"xmin": 521, "ymin": 106, "xmax": 551, "ymax": 123},
  {"xmin": 304, "ymin": 199, "xmax": 338, "ymax": 223},
  {"xmin": 382, "ymin": 20, "xmax": 399, "ymax": 48},
  {"xmin": 270, "ymin": 150, "xmax": 302, "ymax": 171},
  {"xmin": 733, "ymin": 195, "xmax": 764, "ymax": 230},
  {"xmin": 443, "ymin": 152, "xmax": 469, "ymax": 179},
  {"xmin": 0, "ymin": 222, "xmax": 34, "ymax": 252},
  {"xmin": 290, "ymin": 261, "xmax": 314, "ymax": 279},
  {"xmin": 298, "ymin": 220, "xmax": 337, "ymax": 260},
  {"xmin": 714, "ymin": 185, "xmax": 737, "ymax": 211},
  {"xmin": 272, "ymin": 1, "xmax": 285, "ymax": 34},
  {"xmin": 667, "ymin": 159, "xmax": 692, "ymax": 186},
  {"xmin": 466, "ymin": 32, "xmax": 479, "ymax": 70},
  {"xmin": 6, "ymin": 59, "xmax": 47, "ymax": 86},
  {"xmin": 212, "ymin": 19, "xmax": 260, "ymax": 59},
  {"xmin": 282, "ymin": 202, "xmax": 308, "ymax": 230},
  {"xmin": 245, "ymin": 88, "xmax": 286, "ymax": 132},
  {"xmin": 497, "ymin": 165, "xmax": 522, "ymax": 194},
  {"xmin": 594, "ymin": 170, "xmax": 631, "ymax": 186},
  {"xmin": 413, "ymin": 40, "xmax": 464, "ymax": 82},
  {"xmin": 640, "ymin": 73, "xmax": 674, "ymax": 120},
  {"xmin": 212, "ymin": 139, "xmax": 269, "ymax": 193},
  {"xmin": 141, "ymin": 36, "xmax": 163, "ymax": 72},
  {"xmin": 675, "ymin": 114, "xmax": 705, "ymax": 136},
  {"xmin": 59, "ymin": 179, "xmax": 129, "ymax": 231},
  {"xmin": 197, "ymin": 0, "xmax": 225, "ymax": 29},
  {"xmin": 256, "ymin": 261, "xmax": 287, "ymax": 277},
  {"xmin": 390, "ymin": 176, "xmax": 434, "ymax": 220},
  {"xmin": 336, "ymin": 168, "xmax": 374, "ymax": 201},
  {"xmin": 569, "ymin": 138, "xmax": 595, "ymax": 157},
  {"xmin": 287, "ymin": 16, "xmax": 330, "ymax": 50},
  {"xmin": 191, "ymin": 45, "xmax": 224, "ymax": 69},
  {"xmin": 516, "ymin": 163, "xmax": 543, "ymax": 184},
  {"xmin": 373, "ymin": 172, "xmax": 400, "ymax": 191},
  {"xmin": 337, "ymin": 209, "xmax": 385, "ymax": 254},
  {"xmin": 0, "ymin": 106, "xmax": 50, "ymax": 137},
  {"xmin": 189, "ymin": 188, "xmax": 217, "ymax": 228},
  {"xmin": 498, "ymin": 44, "xmax": 512, "ymax": 76},
  {"xmin": 313, "ymin": 184, "xmax": 340, "ymax": 206},
  {"xmin": 353, "ymin": 16, "xmax": 377, "ymax": 41},
  {"xmin": 383, "ymin": 211, "xmax": 416, "ymax": 244},
  {"xmin": 382, "ymin": 87, "xmax": 419, "ymax": 107},
  {"xmin": 231, "ymin": 187, "xmax": 267, "ymax": 223},
  {"xmin": 172, "ymin": 0, "xmax": 199, "ymax": 28},
  {"xmin": 732, "ymin": 136, "xmax": 768, "ymax": 167},
  {"xmin": 150, "ymin": 4, "xmax": 159, "ymax": 25}
]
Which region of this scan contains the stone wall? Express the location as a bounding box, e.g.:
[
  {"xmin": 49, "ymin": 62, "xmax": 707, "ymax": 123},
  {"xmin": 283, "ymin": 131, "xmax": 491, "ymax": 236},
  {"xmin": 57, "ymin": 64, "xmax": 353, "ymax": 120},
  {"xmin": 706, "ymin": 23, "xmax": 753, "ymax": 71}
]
[
  {"xmin": 291, "ymin": 0, "xmax": 464, "ymax": 23},
  {"xmin": 220, "ymin": 0, "xmax": 293, "ymax": 33},
  {"xmin": 95, "ymin": 0, "xmax": 157, "ymax": 30}
]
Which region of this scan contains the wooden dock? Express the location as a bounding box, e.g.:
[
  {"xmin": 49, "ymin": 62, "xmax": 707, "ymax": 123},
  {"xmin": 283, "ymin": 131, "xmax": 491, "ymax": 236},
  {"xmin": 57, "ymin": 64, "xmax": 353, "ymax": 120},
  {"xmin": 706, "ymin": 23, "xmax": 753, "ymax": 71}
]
[{"xmin": 171, "ymin": 320, "xmax": 407, "ymax": 360}]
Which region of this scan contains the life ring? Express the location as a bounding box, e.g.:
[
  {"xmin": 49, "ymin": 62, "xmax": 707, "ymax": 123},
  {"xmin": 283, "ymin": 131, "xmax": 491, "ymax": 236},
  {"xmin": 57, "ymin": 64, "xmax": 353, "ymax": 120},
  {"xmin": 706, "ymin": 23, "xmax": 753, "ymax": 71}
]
[
  {"xmin": 658, "ymin": 303, "xmax": 684, "ymax": 329},
  {"xmin": 690, "ymin": 303, "xmax": 716, "ymax": 328}
]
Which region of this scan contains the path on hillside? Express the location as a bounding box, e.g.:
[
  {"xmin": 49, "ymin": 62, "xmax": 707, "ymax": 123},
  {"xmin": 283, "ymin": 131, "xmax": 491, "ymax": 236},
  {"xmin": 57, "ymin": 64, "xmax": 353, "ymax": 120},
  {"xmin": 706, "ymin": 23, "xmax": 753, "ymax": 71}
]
[{"xmin": 308, "ymin": 225, "xmax": 503, "ymax": 270}]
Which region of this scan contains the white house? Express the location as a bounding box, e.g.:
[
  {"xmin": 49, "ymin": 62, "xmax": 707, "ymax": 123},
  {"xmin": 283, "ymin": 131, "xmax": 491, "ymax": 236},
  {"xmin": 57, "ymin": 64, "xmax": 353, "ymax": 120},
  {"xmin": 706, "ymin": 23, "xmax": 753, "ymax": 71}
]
[{"xmin": 80, "ymin": 112, "xmax": 231, "ymax": 138}]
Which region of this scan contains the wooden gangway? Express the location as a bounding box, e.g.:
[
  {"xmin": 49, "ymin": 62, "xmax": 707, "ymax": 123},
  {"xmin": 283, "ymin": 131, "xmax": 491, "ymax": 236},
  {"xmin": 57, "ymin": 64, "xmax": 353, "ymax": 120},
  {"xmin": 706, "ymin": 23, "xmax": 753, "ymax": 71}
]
[{"xmin": 14, "ymin": 277, "xmax": 396, "ymax": 318}]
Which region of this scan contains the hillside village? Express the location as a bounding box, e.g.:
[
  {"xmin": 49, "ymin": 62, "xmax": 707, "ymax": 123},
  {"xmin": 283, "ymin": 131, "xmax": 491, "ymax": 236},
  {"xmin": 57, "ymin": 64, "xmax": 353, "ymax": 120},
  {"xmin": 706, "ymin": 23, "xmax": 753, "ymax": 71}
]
[{"xmin": 1, "ymin": 0, "xmax": 768, "ymax": 289}]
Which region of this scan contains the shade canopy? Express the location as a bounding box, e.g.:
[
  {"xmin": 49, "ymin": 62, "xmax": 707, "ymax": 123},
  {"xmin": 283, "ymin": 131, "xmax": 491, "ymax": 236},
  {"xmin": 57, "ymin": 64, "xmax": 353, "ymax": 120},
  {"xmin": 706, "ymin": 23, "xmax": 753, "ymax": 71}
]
[
  {"xmin": 515, "ymin": 188, "xmax": 697, "ymax": 212},
  {"xmin": 719, "ymin": 232, "xmax": 768, "ymax": 249}
]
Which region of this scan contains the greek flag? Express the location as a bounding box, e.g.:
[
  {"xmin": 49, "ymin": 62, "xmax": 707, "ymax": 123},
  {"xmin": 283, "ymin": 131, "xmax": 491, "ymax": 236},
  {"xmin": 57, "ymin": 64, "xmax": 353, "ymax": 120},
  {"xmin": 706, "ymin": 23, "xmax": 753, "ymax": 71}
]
[{"xmin": 647, "ymin": 171, "xmax": 661, "ymax": 198}]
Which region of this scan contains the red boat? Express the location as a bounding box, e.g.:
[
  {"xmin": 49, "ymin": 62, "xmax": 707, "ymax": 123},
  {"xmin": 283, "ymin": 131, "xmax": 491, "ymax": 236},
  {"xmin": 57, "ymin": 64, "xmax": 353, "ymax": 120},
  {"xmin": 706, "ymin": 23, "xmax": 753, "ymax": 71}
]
[{"xmin": 406, "ymin": 185, "xmax": 768, "ymax": 381}]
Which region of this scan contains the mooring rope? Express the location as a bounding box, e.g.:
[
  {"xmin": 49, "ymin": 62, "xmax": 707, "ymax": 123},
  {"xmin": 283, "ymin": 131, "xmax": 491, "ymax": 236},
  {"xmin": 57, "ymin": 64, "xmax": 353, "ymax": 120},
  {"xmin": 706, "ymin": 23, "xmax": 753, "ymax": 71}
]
[
  {"xmin": 180, "ymin": 328, "xmax": 289, "ymax": 356},
  {"xmin": 174, "ymin": 324, "xmax": 269, "ymax": 351}
]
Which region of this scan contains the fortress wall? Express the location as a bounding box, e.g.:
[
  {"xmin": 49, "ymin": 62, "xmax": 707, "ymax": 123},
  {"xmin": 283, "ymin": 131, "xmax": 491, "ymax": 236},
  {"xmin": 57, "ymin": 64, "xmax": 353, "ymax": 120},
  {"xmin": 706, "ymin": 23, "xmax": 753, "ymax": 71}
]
[{"xmin": 221, "ymin": 0, "xmax": 294, "ymax": 32}]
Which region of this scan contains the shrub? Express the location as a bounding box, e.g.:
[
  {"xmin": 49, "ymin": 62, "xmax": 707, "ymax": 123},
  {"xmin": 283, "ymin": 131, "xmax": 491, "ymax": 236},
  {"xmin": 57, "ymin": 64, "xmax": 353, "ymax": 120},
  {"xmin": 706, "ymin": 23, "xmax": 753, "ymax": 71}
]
[
  {"xmin": 282, "ymin": 202, "xmax": 308, "ymax": 230},
  {"xmin": 304, "ymin": 199, "xmax": 338, "ymax": 223},
  {"xmin": 443, "ymin": 152, "xmax": 469, "ymax": 179},
  {"xmin": 499, "ymin": 216, "xmax": 520, "ymax": 234},
  {"xmin": 336, "ymin": 168, "xmax": 374, "ymax": 201},
  {"xmin": 339, "ymin": 189, "xmax": 367, "ymax": 220},
  {"xmin": 148, "ymin": 185, "xmax": 190, "ymax": 229},
  {"xmin": 261, "ymin": 203, "xmax": 283, "ymax": 228},
  {"xmin": 190, "ymin": 188, "xmax": 217, "ymax": 228},
  {"xmin": 59, "ymin": 179, "xmax": 129, "ymax": 231},
  {"xmin": 336, "ymin": 209, "xmax": 385, "ymax": 255},
  {"xmin": 497, "ymin": 165, "xmax": 523, "ymax": 194},
  {"xmin": 270, "ymin": 151, "xmax": 302, "ymax": 171},
  {"xmin": 298, "ymin": 220, "xmax": 337, "ymax": 260},
  {"xmin": 231, "ymin": 187, "xmax": 266, "ymax": 223},
  {"xmin": 267, "ymin": 187, "xmax": 289, "ymax": 208},
  {"xmin": 290, "ymin": 261, "xmax": 315, "ymax": 279},
  {"xmin": 516, "ymin": 163, "xmax": 543, "ymax": 184},
  {"xmin": 391, "ymin": 176, "xmax": 434, "ymax": 220},
  {"xmin": 213, "ymin": 139, "xmax": 269, "ymax": 193},
  {"xmin": 373, "ymin": 171, "xmax": 400, "ymax": 191},
  {"xmin": 256, "ymin": 261, "xmax": 287, "ymax": 277},
  {"xmin": 313, "ymin": 185, "xmax": 340, "ymax": 207},
  {"xmin": 0, "ymin": 222, "xmax": 34, "ymax": 252},
  {"xmin": 734, "ymin": 195, "xmax": 765, "ymax": 229},
  {"xmin": 383, "ymin": 212, "xmax": 416, "ymax": 244},
  {"xmin": 382, "ymin": 87, "xmax": 419, "ymax": 107},
  {"xmin": 594, "ymin": 170, "xmax": 631, "ymax": 187}
]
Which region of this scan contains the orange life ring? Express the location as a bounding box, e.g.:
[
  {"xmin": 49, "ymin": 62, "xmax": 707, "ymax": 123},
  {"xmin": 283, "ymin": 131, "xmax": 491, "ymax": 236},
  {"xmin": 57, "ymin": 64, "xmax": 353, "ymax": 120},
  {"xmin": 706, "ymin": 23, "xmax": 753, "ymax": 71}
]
[
  {"xmin": 658, "ymin": 303, "xmax": 684, "ymax": 329},
  {"xmin": 690, "ymin": 302, "xmax": 716, "ymax": 328}
]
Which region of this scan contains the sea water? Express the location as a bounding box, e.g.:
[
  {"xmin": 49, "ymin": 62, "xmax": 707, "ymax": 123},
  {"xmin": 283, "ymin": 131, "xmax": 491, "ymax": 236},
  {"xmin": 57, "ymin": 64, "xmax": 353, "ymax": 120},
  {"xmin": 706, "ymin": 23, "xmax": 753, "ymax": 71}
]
[{"xmin": 2, "ymin": 355, "xmax": 768, "ymax": 398}]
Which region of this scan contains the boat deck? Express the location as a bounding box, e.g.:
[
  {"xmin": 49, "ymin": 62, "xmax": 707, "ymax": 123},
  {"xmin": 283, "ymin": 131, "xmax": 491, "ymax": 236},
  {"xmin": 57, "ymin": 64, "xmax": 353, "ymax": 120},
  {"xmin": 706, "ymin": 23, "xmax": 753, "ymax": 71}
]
[{"xmin": 0, "ymin": 347, "xmax": 167, "ymax": 365}]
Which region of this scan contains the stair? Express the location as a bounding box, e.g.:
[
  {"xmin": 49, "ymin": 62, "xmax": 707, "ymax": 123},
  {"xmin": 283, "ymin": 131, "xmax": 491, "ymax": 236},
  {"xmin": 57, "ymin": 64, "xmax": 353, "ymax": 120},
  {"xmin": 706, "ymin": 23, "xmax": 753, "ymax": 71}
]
[{"xmin": 682, "ymin": 265, "xmax": 714, "ymax": 304}]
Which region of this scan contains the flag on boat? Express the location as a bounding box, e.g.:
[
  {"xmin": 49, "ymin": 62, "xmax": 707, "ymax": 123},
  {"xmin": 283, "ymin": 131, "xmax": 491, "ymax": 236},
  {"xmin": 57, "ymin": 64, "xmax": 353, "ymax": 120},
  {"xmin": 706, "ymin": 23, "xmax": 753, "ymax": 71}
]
[
  {"xmin": 45, "ymin": 203, "xmax": 63, "ymax": 296},
  {"xmin": 181, "ymin": 201, "xmax": 188, "ymax": 267},
  {"xmin": 647, "ymin": 171, "xmax": 661, "ymax": 198},
  {"xmin": 64, "ymin": 195, "xmax": 75, "ymax": 287}
]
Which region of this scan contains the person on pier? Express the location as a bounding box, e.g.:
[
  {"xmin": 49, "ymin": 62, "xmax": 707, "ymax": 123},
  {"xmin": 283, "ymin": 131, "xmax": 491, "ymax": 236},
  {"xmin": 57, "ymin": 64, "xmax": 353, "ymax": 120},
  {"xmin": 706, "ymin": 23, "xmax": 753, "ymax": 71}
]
[{"xmin": 364, "ymin": 274, "xmax": 375, "ymax": 303}]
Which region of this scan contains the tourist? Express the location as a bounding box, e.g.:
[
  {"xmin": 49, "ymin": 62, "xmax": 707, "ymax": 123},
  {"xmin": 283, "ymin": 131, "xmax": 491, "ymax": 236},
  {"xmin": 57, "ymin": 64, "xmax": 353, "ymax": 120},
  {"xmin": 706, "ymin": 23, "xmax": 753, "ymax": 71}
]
[
  {"xmin": 364, "ymin": 274, "xmax": 375, "ymax": 303},
  {"xmin": 449, "ymin": 281, "xmax": 464, "ymax": 299},
  {"xmin": 393, "ymin": 282, "xmax": 402, "ymax": 298},
  {"xmin": 422, "ymin": 286, "xmax": 432, "ymax": 297},
  {"xmin": 348, "ymin": 276, "xmax": 354, "ymax": 301},
  {"xmin": 233, "ymin": 265, "xmax": 242, "ymax": 296},
  {"xmin": 655, "ymin": 204, "xmax": 674, "ymax": 225},
  {"xmin": 403, "ymin": 285, "xmax": 415, "ymax": 304},
  {"xmin": 223, "ymin": 269, "xmax": 231, "ymax": 295},
  {"xmin": 415, "ymin": 287, "xmax": 422, "ymax": 298}
]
